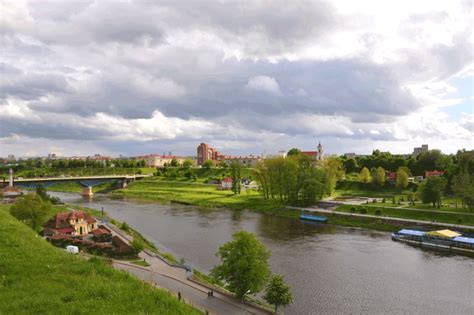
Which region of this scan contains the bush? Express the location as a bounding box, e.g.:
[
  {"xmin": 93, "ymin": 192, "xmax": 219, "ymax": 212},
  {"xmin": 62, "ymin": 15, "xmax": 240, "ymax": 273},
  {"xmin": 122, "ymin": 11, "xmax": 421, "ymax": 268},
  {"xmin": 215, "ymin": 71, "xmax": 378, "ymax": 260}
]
[
  {"xmin": 350, "ymin": 207, "xmax": 356, "ymax": 213},
  {"xmin": 121, "ymin": 221, "xmax": 130, "ymax": 232},
  {"xmin": 372, "ymin": 199, "xmax": 376, "ymax": 203},
  {"xmin": 457, "ymin": 218, "xmax": 463, "ymax": 225},
  {"xmin": 392, "ymin": 197, "xmax": 396, "ymax": 204},
  {"xmin": 375, "ymin": 209, "xmax": 382, "ymax": 215},
  {"xmin": 360, "ymin": 208, "xmax": 367, "ymax": 214},
  {"xmin": 382, "ymin": 198, "xmax": 386, "ymax": 203},
  {"xmin": 131, "ymin": 239, "xmax": 145, "ymax": 253}
]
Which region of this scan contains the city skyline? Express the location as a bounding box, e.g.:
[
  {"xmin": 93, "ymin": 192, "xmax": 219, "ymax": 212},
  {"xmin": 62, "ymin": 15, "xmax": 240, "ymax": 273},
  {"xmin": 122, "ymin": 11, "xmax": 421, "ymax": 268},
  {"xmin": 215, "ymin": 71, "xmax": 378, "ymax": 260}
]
[{"xmin": 1, "ymin": 1, "xmax": 473, "ymax": 157}]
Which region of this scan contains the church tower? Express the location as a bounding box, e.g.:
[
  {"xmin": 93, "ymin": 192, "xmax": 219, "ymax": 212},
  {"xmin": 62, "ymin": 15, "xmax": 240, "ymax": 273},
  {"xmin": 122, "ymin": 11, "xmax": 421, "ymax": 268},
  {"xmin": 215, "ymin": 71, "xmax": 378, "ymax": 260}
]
[{"xmin": 317, "ymin": 142, "xmax": 323, "ymax": 160}]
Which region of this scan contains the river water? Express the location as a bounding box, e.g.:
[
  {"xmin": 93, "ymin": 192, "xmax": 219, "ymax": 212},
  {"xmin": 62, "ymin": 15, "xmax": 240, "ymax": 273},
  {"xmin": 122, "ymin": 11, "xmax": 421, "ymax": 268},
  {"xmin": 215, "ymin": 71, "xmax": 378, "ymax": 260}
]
[{"xmin": 51, "ymin": 192, "xmax": 473, "ymax": 314}]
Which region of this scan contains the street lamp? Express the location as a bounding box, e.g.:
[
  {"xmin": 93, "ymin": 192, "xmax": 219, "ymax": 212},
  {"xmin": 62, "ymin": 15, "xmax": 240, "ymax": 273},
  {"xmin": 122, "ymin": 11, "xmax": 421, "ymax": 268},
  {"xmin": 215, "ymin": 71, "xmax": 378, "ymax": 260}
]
[{"xmin": 241, "ymin": 289, "xmax": 251, "ymax": 313}]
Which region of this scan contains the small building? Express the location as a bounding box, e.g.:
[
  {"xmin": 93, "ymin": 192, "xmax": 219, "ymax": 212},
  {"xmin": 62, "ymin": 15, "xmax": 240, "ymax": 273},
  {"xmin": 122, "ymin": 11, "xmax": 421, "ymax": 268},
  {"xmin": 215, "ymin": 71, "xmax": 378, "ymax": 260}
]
[
  {"xmin": 220, "ymin": 178, "xmax": 233, "ymax": 190},
  {"xmin": 140, "ymin": 154, "xmax": 186, "ymax": 168},
  {"xmin": 2, "ymin": 186, "xmax": 22, "ymax": 201},
  {"xmin": 425, "ymin": 170, "xmax": 444, "ymax": 178},
  {"xmin": 92, "ymin": 228, "xmax": 112, "ymax": 242},
  {"xmin": 43, "ymin": 210, "xmax": 97, "ymax": 237}
]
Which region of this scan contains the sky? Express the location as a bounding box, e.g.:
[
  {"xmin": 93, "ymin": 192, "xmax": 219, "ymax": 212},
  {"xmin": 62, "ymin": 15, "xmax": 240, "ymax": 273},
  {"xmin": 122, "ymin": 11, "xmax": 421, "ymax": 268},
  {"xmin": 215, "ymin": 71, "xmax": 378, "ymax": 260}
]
[{"xmin": 0, "ymin": 0, "xmax": 473, "ymax": 157}]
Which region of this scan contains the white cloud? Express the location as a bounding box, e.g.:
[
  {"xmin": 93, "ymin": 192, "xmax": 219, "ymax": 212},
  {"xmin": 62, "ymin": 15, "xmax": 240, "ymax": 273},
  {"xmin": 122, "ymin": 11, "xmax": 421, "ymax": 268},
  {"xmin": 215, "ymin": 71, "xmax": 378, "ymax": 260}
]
[{"xmin": 245, "ymin": 75, "xmax": 281, "ymax": 95}]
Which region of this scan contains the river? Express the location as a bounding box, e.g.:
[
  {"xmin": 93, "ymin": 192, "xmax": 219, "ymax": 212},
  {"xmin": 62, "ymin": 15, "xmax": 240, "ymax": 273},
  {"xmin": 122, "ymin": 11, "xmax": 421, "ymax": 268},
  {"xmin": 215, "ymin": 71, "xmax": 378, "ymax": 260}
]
[{"xmin": 51, "ymin": 192, "xmax": 474, "ymax": 314}]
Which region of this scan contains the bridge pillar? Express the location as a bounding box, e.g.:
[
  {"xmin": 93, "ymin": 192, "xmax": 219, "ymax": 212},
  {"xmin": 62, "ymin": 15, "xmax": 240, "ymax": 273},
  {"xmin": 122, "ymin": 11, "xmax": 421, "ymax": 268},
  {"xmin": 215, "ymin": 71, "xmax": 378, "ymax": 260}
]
[{"xmin": 81, "ymin": 186, "xmax": 93, "ymax": 197}]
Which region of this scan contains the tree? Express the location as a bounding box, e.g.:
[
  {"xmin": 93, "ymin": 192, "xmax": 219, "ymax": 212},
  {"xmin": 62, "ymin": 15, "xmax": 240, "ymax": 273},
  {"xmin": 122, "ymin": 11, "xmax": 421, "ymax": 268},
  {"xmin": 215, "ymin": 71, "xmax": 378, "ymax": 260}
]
[
  {"xmin": 418, "ymin": 176, "xmax": 447, "ymax": 208},
  {"xmin": 202, "ymin": 160, "xmax": 213, "ymax": 169},
  {"xmin": 211, "ymin": 231, "xmax": 271, "ymax": 298},
  {"xmin": 358, "ymin": 167, "xmax": 372, "ymax": 183},
  {"xmin": 10, "ymin": 194, "xmax": 51, "ymax": 231},
  {"xmin": 263, "ymin": 274, "xmax": 293, "ymax": 313},
  {"xmin": 451, "ymin": 171, "xmax": 470, "ymax": 207},
  {"xmin": 183, "ymin": 159, "xmax": 193, "ymax": 168},
  {"xmin": 230, "ymin": 161, "xmax": 242, "ymax": 195},
  {"xmin": 396, "ymin": 167, "xmax": 409, "ymax": 189},
  {"xmin": 35, "ymin": 185, "xmax": 49, "ymax": 202},
  {"xmin": 131, "ymin": 238, "xmax": 145, "ymax": 253},
  {"xmin": 287, "ymin": 148, "xmax": 301, "ymax": 156},
  {"xmin": 343, "ymin": 158, "xmax": 358, "ymax": 174},
  {"xmin": 374, "ymin": 167, "xmax": 386, "ymax": 187},
  {"xmin": 170, "ymin": 158, "xmax": 179, "ymax": 167},
  {"xmin": 321, "ymin": 156, "xmax": 345, "ymax": 195}
]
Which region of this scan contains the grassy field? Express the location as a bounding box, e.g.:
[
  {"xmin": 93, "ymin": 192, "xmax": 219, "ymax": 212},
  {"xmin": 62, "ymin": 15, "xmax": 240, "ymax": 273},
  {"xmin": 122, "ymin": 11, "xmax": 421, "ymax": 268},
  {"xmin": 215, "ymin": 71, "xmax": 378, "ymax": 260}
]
[
  {"xmin": 0, "ymin": 204, "xmax": 201, "ymax": 315},
  {"xmin": 336, "ymin": 204, "xmax": 474, "ymax": 226},
  {"xmin": 112, "ymin": 180, "xmax": 283, "ymax": 211}
]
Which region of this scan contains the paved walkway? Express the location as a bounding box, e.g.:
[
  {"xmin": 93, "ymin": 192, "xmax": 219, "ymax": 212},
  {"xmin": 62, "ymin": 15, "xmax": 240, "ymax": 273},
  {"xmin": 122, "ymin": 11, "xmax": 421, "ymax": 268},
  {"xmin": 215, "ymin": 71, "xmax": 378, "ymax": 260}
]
[
  {"xmin": 289, "ymin": 206, "xmax": 474, "ymax": 231},
  {"xmin": 106, "ymin": 222, "xmax": 270, "ymax": 315}
]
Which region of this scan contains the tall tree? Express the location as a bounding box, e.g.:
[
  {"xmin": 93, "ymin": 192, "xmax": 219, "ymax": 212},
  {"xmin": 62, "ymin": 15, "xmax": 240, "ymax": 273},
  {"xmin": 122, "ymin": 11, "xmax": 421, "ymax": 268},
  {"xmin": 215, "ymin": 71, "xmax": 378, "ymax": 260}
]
[
  {"xmin": 211, "ymin": 231, "xmax": 271, "ymax": 298},
  {"xmin": 230, "ymin": 161, "xmax": 242, "ymax": 195},
  {"xmin": 418, "ymin": 176, "xmax": 447, "ymax": 208},
  {"xmin": 263, "ymin": 275, "xmax": 293, "ymax": 313},
  {"xmin": 374, "ymin": 167, "xmax": 386, "ymax": 187},
  {"xmin": 396, "ymin": 167, "xmax": 409, "ymax": 189},
  {"xmin": 287, "ymin": 148, "xmax": 301, "ymax": 156},
  {"xmin": 358, "ymin": 167, "xmax": 372, "ymax": 183},
  {"xmin": 10, "ymin": 194, "xmax": 51, "ymax": 231},
  {"xmin": 35, "ymin": 185, "xmax": 50, "ymax": 202},
  {"xmin": 321, "ymin": 156, "xmax": 345, "ymax": 195}
]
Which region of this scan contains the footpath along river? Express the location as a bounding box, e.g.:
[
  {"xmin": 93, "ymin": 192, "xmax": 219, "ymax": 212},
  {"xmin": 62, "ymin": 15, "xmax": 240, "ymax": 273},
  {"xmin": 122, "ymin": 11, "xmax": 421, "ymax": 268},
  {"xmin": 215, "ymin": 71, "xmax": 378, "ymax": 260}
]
[{"xmin": 52, "ymin": 192, "xmax": 474, "ymax": 314}]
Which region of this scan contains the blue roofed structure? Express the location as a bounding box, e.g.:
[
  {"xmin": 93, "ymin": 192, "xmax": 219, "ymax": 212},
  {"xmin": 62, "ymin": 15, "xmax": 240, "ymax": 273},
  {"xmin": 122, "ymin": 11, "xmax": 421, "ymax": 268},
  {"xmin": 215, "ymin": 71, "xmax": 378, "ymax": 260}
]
[
  {"xmin": 398, "ymin": 229, "xmax": 425, "ymax": 237},
  {"xmin": 453, "ymin": 236, "xmax": 474, "ymax": 244}
]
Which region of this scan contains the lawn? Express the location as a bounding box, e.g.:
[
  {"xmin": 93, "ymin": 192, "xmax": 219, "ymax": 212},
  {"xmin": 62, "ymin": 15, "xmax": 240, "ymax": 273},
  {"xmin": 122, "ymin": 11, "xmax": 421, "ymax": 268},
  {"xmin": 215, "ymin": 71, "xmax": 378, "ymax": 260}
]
[
  {"xmin": 112, "ymin": 180, "xmax": 283, "ymax": 211},
  {"xmin": 0, "ymin": 204, "xmax": 201, "ymax": 315}
]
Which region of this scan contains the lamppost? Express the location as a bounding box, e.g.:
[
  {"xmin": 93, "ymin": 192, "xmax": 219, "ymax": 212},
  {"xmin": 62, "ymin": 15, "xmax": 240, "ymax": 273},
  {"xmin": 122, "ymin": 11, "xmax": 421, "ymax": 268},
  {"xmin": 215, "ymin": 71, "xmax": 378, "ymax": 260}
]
[{"xmin": 241, "ymin": 289, "xmax": 251, "ymax": 313}]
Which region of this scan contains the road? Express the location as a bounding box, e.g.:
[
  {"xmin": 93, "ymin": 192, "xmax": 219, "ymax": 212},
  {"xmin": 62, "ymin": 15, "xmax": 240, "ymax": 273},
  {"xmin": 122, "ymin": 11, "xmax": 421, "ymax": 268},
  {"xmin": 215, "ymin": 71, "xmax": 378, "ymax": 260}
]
[{"xmin": 106, "ymin": 222, "xmax": 270, "ymax": 315}]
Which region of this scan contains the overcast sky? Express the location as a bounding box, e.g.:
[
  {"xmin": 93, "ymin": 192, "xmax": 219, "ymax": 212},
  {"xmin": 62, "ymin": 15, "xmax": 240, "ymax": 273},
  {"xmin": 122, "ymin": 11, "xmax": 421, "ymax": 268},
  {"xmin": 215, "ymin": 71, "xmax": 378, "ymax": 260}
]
[{"xmin": 1, "ymin": 0, "xmax": 473, "ymax": 157}]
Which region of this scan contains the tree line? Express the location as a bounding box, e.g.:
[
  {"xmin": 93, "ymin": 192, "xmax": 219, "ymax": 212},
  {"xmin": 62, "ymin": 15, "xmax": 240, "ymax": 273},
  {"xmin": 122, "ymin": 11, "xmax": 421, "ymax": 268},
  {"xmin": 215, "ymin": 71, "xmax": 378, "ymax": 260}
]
[{"xmin": 254, "ymin": 154, "xmax": 344, "ymax": 206}]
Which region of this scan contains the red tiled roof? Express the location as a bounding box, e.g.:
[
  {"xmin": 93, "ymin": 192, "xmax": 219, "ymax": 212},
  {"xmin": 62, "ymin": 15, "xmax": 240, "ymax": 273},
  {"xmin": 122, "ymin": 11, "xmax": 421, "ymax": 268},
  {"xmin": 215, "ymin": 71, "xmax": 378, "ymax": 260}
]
[
  {"xmin": 92, "ymin": 228, "xmax": 111, "ymax": 236},
  {"xmin": 49, "ymin": 234, "xmax": 72, "ymax": 240},
  {"xmin": 301, "ymin": 151, "xmax": 319, "ymax": 156},
  {"xmin": 44, "ymin": 210, "xmax": 96, "ymax": 229},
  {"xmin": 56, "ymin": 227, "xmax": 76, "ymax": 234},
  {"xmin": 222, "ymin": 178, "xmax": 233, "ymax": 182}
]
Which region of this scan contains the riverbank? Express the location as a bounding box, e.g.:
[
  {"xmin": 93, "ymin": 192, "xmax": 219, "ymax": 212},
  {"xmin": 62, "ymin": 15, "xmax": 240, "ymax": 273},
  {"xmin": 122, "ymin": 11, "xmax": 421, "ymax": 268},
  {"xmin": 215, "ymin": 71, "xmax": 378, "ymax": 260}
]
[
  {"xmin": 0, "ymin": 204, "xmax": 201, "ymax": 315},
  {"xmin": 109, "ymin": 180, "xmax": 474, "ymax": 232}
]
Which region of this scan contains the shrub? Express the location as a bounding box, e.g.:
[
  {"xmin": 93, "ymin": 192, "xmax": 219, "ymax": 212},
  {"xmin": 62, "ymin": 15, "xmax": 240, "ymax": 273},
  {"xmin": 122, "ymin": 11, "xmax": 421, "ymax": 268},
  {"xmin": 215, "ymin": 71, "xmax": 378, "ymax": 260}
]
[
  {"xmin": 457, "ymin": 218, "xmax": 463, "ymax": 225},
  {"xmin": 360, "ymin": 208, "xmax": 367, "ymax": 214},
  {"xmin": 375, "ymin": 209, "xmax": 382, "ymax": 215},
  {"xmin": 392, "ymin": 197, "xmax": 396, "ymax": 204},
  {"xmin": 350, "ymin": 207, "xmax": 356, "ymax": 213},
  {"xmin": 121, "ymin": 221, "xmax": 130, "ymax": 232},
  {"xmin": 372, "ymin": 199, "xmax": 376, "ymax": 203},
  {"xmin": 398, "ymin": 200, "xmax": 401, "ymax": 205},
  {"xmin": 400, "ymin": 196, "xmax": 404, "ymax": 201},
  {"xmin": 382, "ymin": 198, "xmax": 386, "ymax": 203},
  {"xmin": 131, "ymin": 239, "xmax": 145, "ymax": 253}
]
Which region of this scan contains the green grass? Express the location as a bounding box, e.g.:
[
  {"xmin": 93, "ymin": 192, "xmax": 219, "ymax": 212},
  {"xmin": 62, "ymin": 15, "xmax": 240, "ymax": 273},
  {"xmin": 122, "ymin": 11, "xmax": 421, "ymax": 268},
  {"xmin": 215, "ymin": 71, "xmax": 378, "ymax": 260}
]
[
  {"xmin": 112, "ymin": 180, "xmax": 283, "ymax": 211},
  {"xmin": 336, "ymin": 204, "xmax": 474, "ymax": 226},
  {"xmin": 130, "ymin": 260, "xmax": 151, "ymax": 267},
  {"xmin": 0, "ymin": 204, "xmax": 201, "ymax": 315},
  {"xmin": 47, "ymin": 181, "xmax": 117, "ymax": 193}
]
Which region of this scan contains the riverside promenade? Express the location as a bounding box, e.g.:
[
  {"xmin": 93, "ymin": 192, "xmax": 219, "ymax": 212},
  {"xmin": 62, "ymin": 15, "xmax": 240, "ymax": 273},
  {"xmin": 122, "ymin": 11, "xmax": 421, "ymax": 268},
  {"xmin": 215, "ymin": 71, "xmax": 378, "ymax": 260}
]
[
  {"xmin": 106, "ymin": 223, "xmax": 270, "ymax": 315},
  {"xmin": 289, "ymin": 206, "xmax": 474, "ymax": 231}
]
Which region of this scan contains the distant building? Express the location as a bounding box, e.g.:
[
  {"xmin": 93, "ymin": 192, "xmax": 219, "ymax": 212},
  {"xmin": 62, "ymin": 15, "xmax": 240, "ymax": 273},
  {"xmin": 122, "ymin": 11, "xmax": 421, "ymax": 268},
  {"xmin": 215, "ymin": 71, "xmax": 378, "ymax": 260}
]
[
  {"xmin": 425, "ymin": 170, "xmax": 444, "ymax": 178},
  {"xmin": 197, "ymin": 143, "xmax": 223, "ymax": 166},
  {"xmin": 221, "ymin": 155, "xmax": 262, "ymax": 167},
  {"xmin": 219, "ymin": 178, "xmax": 233, "ymax": 190},
  {"xmin": 139, "ymin": 154, "xmax": 185, "ymax": 168},
  {"xmin": 413, "ymin": 144, "xmax": 428, "ymax": 157},
  {"xmin": 301, "ymin": 141, "xmax": 324, "ymax": 160},
  {"xmin": 263, "ymin": 150, "xmax": 287, "ymax": 159}
]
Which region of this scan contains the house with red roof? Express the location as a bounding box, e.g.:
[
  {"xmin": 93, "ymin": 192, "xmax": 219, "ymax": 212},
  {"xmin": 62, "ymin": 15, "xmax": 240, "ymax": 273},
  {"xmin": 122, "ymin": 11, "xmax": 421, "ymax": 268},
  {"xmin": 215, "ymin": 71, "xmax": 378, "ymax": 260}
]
[
  {"xmin": 425, "ymin": 170, "xmax": 445, "ymax": 178},
  {"xmin": 42, "ymin": 210, "xmax": 97, "ymax": 237},
  {"xmin": 220, "ymin": 178, "xmax": 233, "ymax": 190}
]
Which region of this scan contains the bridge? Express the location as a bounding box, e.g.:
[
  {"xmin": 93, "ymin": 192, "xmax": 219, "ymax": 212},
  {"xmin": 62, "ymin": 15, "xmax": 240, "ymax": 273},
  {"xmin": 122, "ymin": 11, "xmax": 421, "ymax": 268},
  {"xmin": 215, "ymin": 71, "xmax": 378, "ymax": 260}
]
[{"xmin": 2, "ymin": 174, "xmax": 150, "ymax": 196}]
